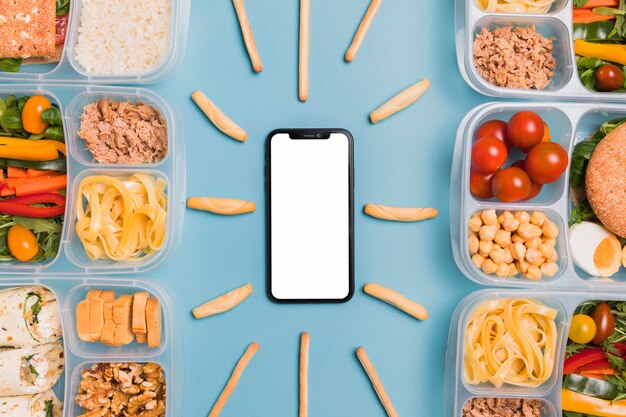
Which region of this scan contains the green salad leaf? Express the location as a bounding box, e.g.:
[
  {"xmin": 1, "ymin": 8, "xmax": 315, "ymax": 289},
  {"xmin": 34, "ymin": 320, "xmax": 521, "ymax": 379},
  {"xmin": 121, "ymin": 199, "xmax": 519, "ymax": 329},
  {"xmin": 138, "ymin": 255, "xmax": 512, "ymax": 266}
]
[
  {"xmin": 0, "ymin": 59, "xmax": 22, "ymax": 73},
  {"xmin": 56, "ymin": 0, "xmax": 70, "ymax": 15},
  {"xmin": 574, "ymin": 0, "xmax": 590, "ymax": 7},
  {"xmin": 41, "ymin": 108, "xmax": 62, "ymax": 126},
  {"xmin": 0, "ymin": 107, "xmax": 23, "ymax": 131},
  {"xmin": 570, "ymin": 201, "xmax": 599, "ymax": 226},
  {"xmin": 45, "ymin": 400, "xmax": 53, "ymax": 417}
]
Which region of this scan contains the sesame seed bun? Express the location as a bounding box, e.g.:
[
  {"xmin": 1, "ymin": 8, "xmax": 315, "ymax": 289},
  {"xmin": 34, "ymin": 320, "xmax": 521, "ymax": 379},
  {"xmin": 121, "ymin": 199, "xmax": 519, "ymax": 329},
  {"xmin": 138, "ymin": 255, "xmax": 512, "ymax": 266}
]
[{"xmin": 586, "ymin": 122, "xmax": 626, "ymax": 238}]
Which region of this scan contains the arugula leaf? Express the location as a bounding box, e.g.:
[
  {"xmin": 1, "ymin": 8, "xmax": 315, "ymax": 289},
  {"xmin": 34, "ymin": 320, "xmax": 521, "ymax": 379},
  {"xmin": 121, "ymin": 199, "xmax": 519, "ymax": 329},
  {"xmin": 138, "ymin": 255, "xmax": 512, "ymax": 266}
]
[
  {"xmin": 45, "ymin": 400, "xmax": 53, "ymax": 417},
  {"xmin": 604, "ymin": 340, "xmax": 626, "ymax": 372},
  {"xmin": 0, "ymin": 58, "xmax": 22, "ymax": 73},
  {"xmin": 26, "ymin": 292, "xmax": 42, "ymax": 324},
  {"xmin": 13, "ymin": 217, "xmax": 62, "ymax": 235},
  {"xmin": 593, "ymin": 6, "xmax": 626, "ymax": 15},
  {"xmin": 574, "ymin": 0, "xmax": 590, "ymax": 6},
  {"xmin": 29, "ymin": 363, "xmax": 39, "ymax": 376},
  {"xmin": 570, "ymin": 201, "xmax": 599, "ymax": 226},
  {"xmin": 566, "ymin": 342, "xmax": 588, "ymax": 357},
  {"xmin": 56, "ymin": 0, "xmax": 70, "ymax": 15}
]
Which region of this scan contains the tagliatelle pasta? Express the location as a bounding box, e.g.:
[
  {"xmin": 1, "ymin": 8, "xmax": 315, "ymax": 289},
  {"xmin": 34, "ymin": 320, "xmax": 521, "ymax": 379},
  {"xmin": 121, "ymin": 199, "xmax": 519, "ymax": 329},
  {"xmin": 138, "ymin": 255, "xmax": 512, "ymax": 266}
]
[
  {"xmin": 75, "ymin": 174, "xmax": 167, "ymax": 262},
  {"xmin": 476, "ymin": 0, "xmax": 556, "ymax": 13},
  {"xmin": 464, "ymin": 298, "xmax": 558, "ymax": 388}
]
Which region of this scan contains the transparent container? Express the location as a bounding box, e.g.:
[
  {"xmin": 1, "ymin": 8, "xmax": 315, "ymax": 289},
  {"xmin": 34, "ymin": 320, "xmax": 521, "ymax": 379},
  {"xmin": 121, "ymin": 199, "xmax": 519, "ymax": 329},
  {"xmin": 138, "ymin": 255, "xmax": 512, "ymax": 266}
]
[
  {"xmin": 0, "ymin": 278, "xmax": 184, "ymax": 417},
  {"xmin": 450, "ymin": 101, "xmax": 626, "ymax": 289},
  {"xmin": 455, "ymin": 0, "xmax": 626, "ymax": 101},
  {"xmin": 444, "ymin": 289, "xmax": 624, "ymax": 417},
  {"xmin": 0, "ymin": 85, "xmax": 185, "ymax": 275},
  {"xmin": 0, "ymin": 0, "xmax": 190, "ymax": 84}
]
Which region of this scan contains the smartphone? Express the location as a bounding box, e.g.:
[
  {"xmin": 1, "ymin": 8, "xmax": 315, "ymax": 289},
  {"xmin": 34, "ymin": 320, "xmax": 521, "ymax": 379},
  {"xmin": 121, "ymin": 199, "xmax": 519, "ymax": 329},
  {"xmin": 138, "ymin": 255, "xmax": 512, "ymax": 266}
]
[{"xmin": 266, "ymin": 129, "xmax": 354, "ymax": 303}]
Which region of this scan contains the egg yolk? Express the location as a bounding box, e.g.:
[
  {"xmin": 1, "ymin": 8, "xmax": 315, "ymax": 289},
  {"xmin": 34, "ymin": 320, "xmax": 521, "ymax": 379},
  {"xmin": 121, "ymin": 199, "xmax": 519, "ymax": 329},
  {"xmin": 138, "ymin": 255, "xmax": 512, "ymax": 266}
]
[{"xmin": 594, "ymin": 236, "xmax": 622, "ymax": 277}]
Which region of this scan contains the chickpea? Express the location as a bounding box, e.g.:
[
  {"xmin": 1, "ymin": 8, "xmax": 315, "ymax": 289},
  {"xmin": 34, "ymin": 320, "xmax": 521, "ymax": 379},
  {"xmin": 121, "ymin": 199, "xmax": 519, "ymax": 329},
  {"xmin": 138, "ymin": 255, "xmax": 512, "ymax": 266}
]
[
  {"xmin": 498, "ymin": 211, "xmax": 514, "ymax": 225},
  {"xmin": 516, "ymin": 260, "xmax": 529, "ymax": 274},
  {"xmin": 479, "ymin": 225, "xmax": 498, "ymax": 242},
  {"xmin": 511, "ymin": 242, "xmax": 526, "ymax": 261},
  {"xmin": 479, "ymin": 240, "xmax": 493, "ymax": 257},
  {"xmin": 494, "ymin": 230, "xmax": 512, "ymax": 248},
  {"xmin": 468, "ymin": 234, "xmax": 479, "ymax": 255},
  {"xmin": 538, "ymin": 243, "xmax": 557, "ymax": 262},
  {"xmin": 511, "ymin": 233, "xmax": 526, "ymax": 244},
  {"xmin": 525, "ymin": 265, "xmax": 542, "ymax": 281},
  {"xmin": 541, "ymin": 262, "xmax": 559, "ymax": 277},
  {"xmin": 502, "ymin": 218, "xmax": 520, "ymax": 232},
  {"xmin": 482, "ymin": 259, "xmax": 498, "ymax": 274},
  {"xmin": 518, "ymin": 223, "xmax": 542, "ymax": 240},
  {"xmin": 543, "ymin": 237, "xmax": 557, "ymax": 247},
  {"xmin": 508, "ymin": 263, "xmax": 518, "ymax": 277},
  {"xmin": 489, "ymin": 248, "xmax": 506, "ymax": 265},
  {"xmin": 525, "ymin": 248, "xmax": 543, "ymax": 264},
  {"xmin": 472, "ymin": 254, "xmax": 486, "ymax": 268},
  {"xmin": 542, "ymin": 221, "xmax": 559, "ymax": 239},
  {"xmin": 469, "ymin": 215, "xmax": 482, "ymax": 233},
  {"xmin": 496, "ymin": 263, "xmax": 510, "ymax": 277},
  {"xmin": 503, "ymin": 248, "xmax": 514, "ymax": 264},
  {"xmin": 481, "ymin": 210, "xmax": 498, "ymax": 226},
  {"xmin": 530, "ymin": 211, "xmax": 548, "ymax": 226},
  {"xmin": 514, "ymin": 211, "xmax": 530, "ymax": 224},
  {"xmin": 525, "ymin": 237, "xmax": 542, "ymax": 250}
]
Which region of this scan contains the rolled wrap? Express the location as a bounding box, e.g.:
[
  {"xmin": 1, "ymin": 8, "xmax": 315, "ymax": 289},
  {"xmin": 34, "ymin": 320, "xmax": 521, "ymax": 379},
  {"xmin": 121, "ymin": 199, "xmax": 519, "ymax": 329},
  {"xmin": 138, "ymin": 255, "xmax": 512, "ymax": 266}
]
[
  {"xmin": 0, "ymin": 341, "xmax": 64, "ymax": 396},
  {"xmin": 0, "ymin": 390, "xmax": 63, "ymax": 417},
  {"xmin": 0, "ymin": 286, "xmax": 62, "ymax": 348}
]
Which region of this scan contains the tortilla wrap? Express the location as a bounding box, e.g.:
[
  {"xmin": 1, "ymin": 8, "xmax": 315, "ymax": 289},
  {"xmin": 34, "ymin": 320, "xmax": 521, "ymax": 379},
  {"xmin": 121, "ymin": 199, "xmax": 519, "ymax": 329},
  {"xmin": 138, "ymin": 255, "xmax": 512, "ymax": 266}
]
[
  {"xmin": 0, "ymin": 287, "xmax": 62, "ymax": 348},
  {"xmin": 0, "ymin": 341, "xmax": 64, "ymax": 396},
  {"xmin": 0, "ymin": 390, "xmax": 63, "ymax": 417}
]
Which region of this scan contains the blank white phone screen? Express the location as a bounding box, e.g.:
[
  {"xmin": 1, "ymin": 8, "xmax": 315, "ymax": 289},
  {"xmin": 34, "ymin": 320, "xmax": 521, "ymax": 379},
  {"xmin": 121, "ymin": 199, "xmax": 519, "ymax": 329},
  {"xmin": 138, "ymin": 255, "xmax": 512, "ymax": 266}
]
[{"xmin": 270, "ymin": 133, "xmax": 350, "ymax": 300}]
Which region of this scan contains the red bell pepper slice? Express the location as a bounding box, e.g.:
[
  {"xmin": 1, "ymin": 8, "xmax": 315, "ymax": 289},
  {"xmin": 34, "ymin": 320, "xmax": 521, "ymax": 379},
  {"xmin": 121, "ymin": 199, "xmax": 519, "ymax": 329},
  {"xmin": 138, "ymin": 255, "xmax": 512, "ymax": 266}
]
[
  {"xmin": 575, "ymin": 359, "xmax": 615, "ymax": 375},
  {"xmin": 0, "ymin": 193, "xmax": 66, "ymax": 218},
  {"xmin": 564, "ymin": 349, "xmax": 606, "ymax": 375}
]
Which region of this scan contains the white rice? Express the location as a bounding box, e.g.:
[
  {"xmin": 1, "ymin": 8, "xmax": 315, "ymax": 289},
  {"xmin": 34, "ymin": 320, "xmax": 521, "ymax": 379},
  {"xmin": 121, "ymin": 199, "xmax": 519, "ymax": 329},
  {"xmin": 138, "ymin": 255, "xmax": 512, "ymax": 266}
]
[{"xmin": 74, "ymin": 0, "xmax": 171, "ymax": 75}]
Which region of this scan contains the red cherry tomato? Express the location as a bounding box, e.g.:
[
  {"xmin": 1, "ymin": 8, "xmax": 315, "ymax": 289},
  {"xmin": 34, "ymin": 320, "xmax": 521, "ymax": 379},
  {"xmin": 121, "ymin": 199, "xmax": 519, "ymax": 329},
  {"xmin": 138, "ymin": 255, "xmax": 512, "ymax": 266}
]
[
  {"xmin": 507, "ymin": 111, "xmax": 545, "ymax": 151},
  {"xmin": 595, "ymin": 64, "xmax": 624, "ymax": 92},
  {"xmin": 511, "ymin": 160, "xmax": 543, "ymax": 201},
  {"xmin": 470, "ymin": 168, "xmax": 495, "ymax": 199},
  {"xmin": 491, "ymin": 167, "xmax": 531, "ymax": 202},
  {"xmin": 525, "ymin": 142, "xmax": 569, "ymax": 184},
  {"xmin": 471, "ymin": 136, "xmax": 508, "ymax": 174},
  {"xmin": 475, "ymin": 120, "xmax": 510, "ymax": 149}
]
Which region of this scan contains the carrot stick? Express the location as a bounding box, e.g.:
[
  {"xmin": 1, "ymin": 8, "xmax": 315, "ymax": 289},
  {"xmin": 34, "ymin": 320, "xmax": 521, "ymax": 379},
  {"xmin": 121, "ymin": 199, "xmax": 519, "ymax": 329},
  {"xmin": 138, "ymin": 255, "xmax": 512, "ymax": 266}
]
[
  {"xmin": 15, "ymin": 174, "xmax": 67, "ymax": 196},
  {"xmin": 580, "ymin": 0, "xmax": 618, "ymax": 8},
  {"xmin": 1, "ymin": 188, "xmax": 15, "ymax": 197},
  {"xmin": 573, "ymin": 8, "xmax": 615, "ymax": 23},
  {"xmin": 27, "ymin": 168, "xmax": 57, "ymax": 178},
  {"xmin": 7, "ymin": 167, "xmax": 27, "ymax": 178},
  {"xmin": 3, "ymin": 174, "xmax": 62, "ymax": 188}
]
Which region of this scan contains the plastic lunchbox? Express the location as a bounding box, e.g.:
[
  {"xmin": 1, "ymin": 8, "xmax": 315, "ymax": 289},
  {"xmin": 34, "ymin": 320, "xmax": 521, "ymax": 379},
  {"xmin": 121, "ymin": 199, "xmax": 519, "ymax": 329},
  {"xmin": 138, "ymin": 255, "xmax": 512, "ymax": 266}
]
[
  {"xmin": 443, "ymin": 288, "xmax": 626, "ymax": 417},
  {"xmin": 454, "ymin": 0, "xmax": 626, "ymax": 101},
  {"xmin": 0, "ymin": 0, "xmax": 190, "ymax": 84},
  {"xmin": 0, "ymin": 278, "xmax": 183, "ymax": 417},
  {"xmin": 0, "ymin": 85, "xmax": 185, "ymax": 275},
  {"xmin": 450, "ymin": 101, "xmax": 626, "ymax": 289}
]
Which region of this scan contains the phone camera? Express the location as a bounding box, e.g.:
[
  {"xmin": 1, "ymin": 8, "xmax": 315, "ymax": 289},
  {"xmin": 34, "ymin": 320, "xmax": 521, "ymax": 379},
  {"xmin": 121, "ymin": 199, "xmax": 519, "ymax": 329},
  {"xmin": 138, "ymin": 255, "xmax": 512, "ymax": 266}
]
[{"xmin": 316, "ymin": 133, "xmax": 321, "ymax": 138}]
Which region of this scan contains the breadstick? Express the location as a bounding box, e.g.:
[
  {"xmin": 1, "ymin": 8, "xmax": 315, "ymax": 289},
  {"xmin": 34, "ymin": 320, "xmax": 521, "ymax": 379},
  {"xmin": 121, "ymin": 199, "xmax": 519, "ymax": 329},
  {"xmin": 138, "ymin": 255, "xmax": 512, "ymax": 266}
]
[
  {"xmin": 187, "ymin": 197, "xmax": 256, "ymax": 215},
  {"xmin": 191, "ymin": 90, "xmax": 247, "ymax": 142},
  {"xmin": 344, "ymin": 0, "xmax": 382, "ymax": 62},
  {"xmin": 192, "ymin": 283, "xmax": 253, "ymax": 319},
  {"xmin": 363, "ymin": 283, "xmax": 428, "ymax": 320},
  {"xmin": 364, "ymin": 204, "xmax": 438, "ymax": 222},
  {"xmin": 299, "ymin": 332, "xmax": 309, "ymax": 417},
  {"xmin": 356, "ymin": 347, "xmax": 399, "ymax": 417},
  {"xmin": 232, "ymin": 0, "xmax": 263, "ymax": 72},
  {"xmin": 370, "ymin": 78, "xmax": 430, "ymax": 124},
  {"xmin": 299, "ymin": 0, "xmax": 310, "ymax": 102},
  {"xmin": 208, "ymin": 342, "xmax": 260, "ymax": 417}
]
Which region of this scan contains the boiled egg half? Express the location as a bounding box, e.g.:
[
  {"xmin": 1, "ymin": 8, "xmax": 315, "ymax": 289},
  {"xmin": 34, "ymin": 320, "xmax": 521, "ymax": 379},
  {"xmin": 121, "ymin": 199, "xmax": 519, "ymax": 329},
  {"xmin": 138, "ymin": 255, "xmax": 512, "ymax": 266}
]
[{"xmin": 569, "ymin": 221, "xmax": 623, "ymax": 277}]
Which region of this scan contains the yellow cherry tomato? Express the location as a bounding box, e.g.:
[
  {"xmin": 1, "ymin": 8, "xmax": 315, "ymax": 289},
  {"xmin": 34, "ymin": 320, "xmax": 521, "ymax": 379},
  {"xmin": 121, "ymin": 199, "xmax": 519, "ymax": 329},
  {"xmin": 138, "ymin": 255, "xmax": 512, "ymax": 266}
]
[
  {"xmin": 22, "ymin": 95, "xmax": 51, "ymax": 134},
  {"xmin": 569, "ymin": 314, "xmax": 597, "ymax": 345},
  {"xmin": 7, "ymin": 225, "xmax": 39, "ymax": 262}
]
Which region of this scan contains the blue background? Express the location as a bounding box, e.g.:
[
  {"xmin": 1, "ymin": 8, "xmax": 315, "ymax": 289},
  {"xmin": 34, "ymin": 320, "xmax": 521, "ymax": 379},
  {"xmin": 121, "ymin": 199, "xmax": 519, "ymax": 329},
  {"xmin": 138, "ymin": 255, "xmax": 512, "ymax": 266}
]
[{"xmin": 153, "ymin": 0, "xmax": 486, "ymax": 415}]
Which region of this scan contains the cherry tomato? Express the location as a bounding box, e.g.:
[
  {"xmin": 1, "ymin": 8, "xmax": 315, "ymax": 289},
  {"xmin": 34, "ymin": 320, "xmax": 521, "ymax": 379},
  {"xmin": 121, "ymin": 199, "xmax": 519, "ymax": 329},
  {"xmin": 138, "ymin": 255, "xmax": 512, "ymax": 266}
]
[
  {"xmin": 21, "ymin": 96, "xmax": 51, "ymax": 134},
  {"xmin": 591, "ymin": 303, "xmax": 615, "ymax": 346},
  {"xmin": 569, "ymin": 314, "xmax": 597, "ymax": 345},
  {"xmin": 542, "ymin": 123, "xmax": 551, "ymax": 142},
  {"xmin": 507, "ymin": 111, "xmax": 545, "ymax": 151},
  {"xmin": 476, "ymin": 120, "xmax": 510, "ymax": 149},
  {"xmin": 7, "ymin": 225, "xmax": 39, "ymax": 262},
  {"xmin": 471, "ymin": 136, "xmax": 508, "ymax": 174},
  {"xmin": 525, "ymin": 142, "xmax": 569, "ymax": 184},
  {"xmin": 511, "ymin": 160, "xmax": 543, "ymax": 201},
  {"xmin": 470, "ymin": 168, "xmax": 495, "ymax": 199},
  {"xmin": 595, "ymin": 64, "xmax": 624, "ymax": 92},
  {"xmin": 491, "ymin": 167, "xmax": 531, "ymax": 202}
]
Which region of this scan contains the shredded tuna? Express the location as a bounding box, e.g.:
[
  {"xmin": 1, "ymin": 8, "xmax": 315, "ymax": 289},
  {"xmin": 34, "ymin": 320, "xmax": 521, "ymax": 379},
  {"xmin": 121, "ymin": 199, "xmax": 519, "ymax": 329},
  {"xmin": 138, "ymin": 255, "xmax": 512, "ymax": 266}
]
[
  {"xmin": 473, "ymin": 26, "xmax": 556, "ymax": 90},
  {"xmin": 463, "ymin": 398, "xmax": 542, "ymax": 417},
  {"xmin": 78, "ymin": 98, "xmax": 168, "ymax": 164}
]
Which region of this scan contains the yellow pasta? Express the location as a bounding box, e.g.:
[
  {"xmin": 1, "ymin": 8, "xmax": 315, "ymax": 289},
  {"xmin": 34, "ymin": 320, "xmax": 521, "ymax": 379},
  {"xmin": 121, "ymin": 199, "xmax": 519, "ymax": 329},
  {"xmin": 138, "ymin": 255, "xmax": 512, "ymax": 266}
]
[
  {"xmin": 76, "ymin": 174, "xmax": 168, "ymax": 262},
  {"xmin": 464, "ymin": 298, "xmax": 558, "ymax": 388},
  {"xmin": 476, "ymin": 0, "xmax": 556, "ymax": 13}
]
